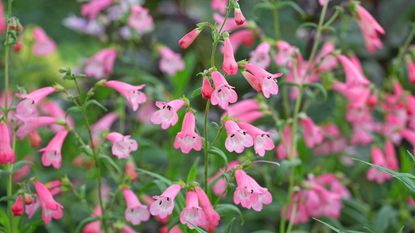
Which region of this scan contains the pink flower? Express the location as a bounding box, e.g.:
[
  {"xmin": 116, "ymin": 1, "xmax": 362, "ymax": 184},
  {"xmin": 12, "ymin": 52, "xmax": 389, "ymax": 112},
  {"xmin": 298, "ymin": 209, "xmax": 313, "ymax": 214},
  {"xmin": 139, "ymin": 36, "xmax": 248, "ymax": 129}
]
[
  {"xmin": 33, "ymin": 180, "xmax": 63, "ymax": 224},
  {"xmin": 224, "ymin": 120, "xmax": 253, "ymax": 153},
  {"xmin": 0, "ymin": 3, "xmax": 6, "ymax": 34},
  {"xmin": 125, "ymin": 161, "xmax": 138, "ymax": 182},
  {"xmin": 123, "ymin": 188, "xmax": 150, "ymax": 225},
  {"xmin": 13, "ymin": 156, "xmax": 33, "ymax": 182},
  {"xmin": 15, "ymin": 87, "xmax": 56, "ymax": 121},
  {"xmin": 178, "ymin": 28, "xmax": 201, "ymax": 49},
  {"xmin": 159, "ymin": 47, "xmax": 185, "ymax": 76},
  {"xmin": 32, "ymin": 27, "xmax": 56, "ymax": 57},
  {"xmin": 274, "ymin": 41, "xmax": 297, "ymax": 66},
  {"xmin": 149, "ymin": 184, "xmax": 182, "ymax": 218},
  {"xmin": 106, "ymin": 132, "xmax": 138, "ymax": 159},
  {"xmin": 136, "ymin": 101, "xmax": 156, "ymax": 125},
  {"xmin": 354, "ymin": 5, "xmax": 385, "ymax": 53},
  {"xmin": 41, "ymin": 101, "xmax": 74, "ymax": 132},
  {"xmin": 128, "ymin": 5, "xmax": 154, "ymax": 34},
  {"xmin": 211, "ymin": 0, "xmax": 228, "ymax": 14},
  {"xmin": 210, "ymin": 71, "xmax": 238, "ymax": 109},
  {"xmin": 276, "ymin": 126, "xmax": 295, "ymax": 160},
  {"xmin": 39, "ymin": 130, "xmax": 69, "ymax": 169},
  {"xmin": 314, "ymin": 42, "xmax": 337, "ymax": 72},
  {"xmin": 12, "ymin": 196, "xmax": 24, "ymax": 216},
  {"xmin": 318, "ymin": 0, "xmax": 328, "ymax": 6},
  {"xmin": 384, "ymin": 140, "xmax": 398, "ymax": 171},
  {"xmin": 180, "ymin": 191, "xmax": 206, "ymax": 229},
  {"xmin": 214, "ymin": 13, "xmax": 245, "ymax": 32},
  {"xmin": 234, "ymin": 8, "xmax": 246, "ymax": 25},
  {"xmin": 233, "ymin": 169, "xmax": 272, "ymax": 211},
  {"xmin": 226, "ymin": 99, "xmax": 263, "ymax": 123},
  {"xmin": 238, "ymin": 122, "xmax": 274, "ymax": 156},
  {"xmin": 84, "ymin": 48, "xmax": 117, "ymax": 79},
  {"xmin": 105, "ymin": 80, "xmax": 146, "ymax": 111},
  {"xmin": 81, "ymin": 0, "xmax": 113, "ymax": 20},
  {"xmin": 83, "ymin": 207, "xmax": 103, "ymax": 233},
  {"xmin": 0, "ymin": 122, "xmax": 15, "ymax": 164},
  {"xmin": 367, "ymin": 146, "xmax": 392, "ymax": 183},
  {"xmin": 222, "ymin": 38, "xmax": 238, "ymax": 75},
  {"xmin": 195, "ymin": 186, "xmax": 220, "ymax": 232},
  {"xmin": 91, "ymin": 112, "xmax": 118, "ymax": 145},
  {"xmin": 402, "ymin": 129, "xmax": 415, "ymax": 149},
  {"xmin": 249, "ymin": 42, "xmax": 271, "ymax": 69},
  {"xmin": 244, "ymin": 63, "xmax": 282, "ymax": 98},
  {"xmin": 407, "ymin": 58, "xmax": 415, "ymax": 84},
  {"xmin": 228, "ymin": 29, "xmax": 255, "ymax": 52},
  {"xmin": 299, "ymin": 116, "xmax": 324, "ymax": 148},
  {"xmin": 174, "ymin": 112, "xmax": 202, "ymax": 154},
  {"xmin": 201, "ymin": 77, "xmax": 214, "ymax": 100},
  {"xmin": 338, "ymin": 55, "xmax": 369, "ymax": 86},
  {"xmin": 16, "ymin": 117, "xmax": 56, "ymax": 140},
  {"xmin": 160, "ymin": 225, "xmax": 182, "ymax": 233},
  {"xmin": 208, "ymin": 161, "xmax": 240, "ymax": 196},
  {"xmin": 315, "ymin": 174, "xmax": 350, "ymax": 199},
  {"xmin": 332, "ymin": 82, "xmax": 371, "ymax": 108},
  {"xmin": 151, "ymin": 99, "xmax": 185, "ymax": 130}
]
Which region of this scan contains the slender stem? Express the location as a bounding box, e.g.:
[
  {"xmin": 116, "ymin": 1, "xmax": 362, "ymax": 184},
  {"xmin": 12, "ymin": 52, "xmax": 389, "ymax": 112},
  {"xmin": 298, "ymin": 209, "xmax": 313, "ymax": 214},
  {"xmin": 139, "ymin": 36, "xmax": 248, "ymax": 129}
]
[
  {"xmin": 272, "ymin": 0, "xmax": 281, "ymax": 40},
  {"xmin": 397, "ymin": 23, "xmax": 415, "ymax": 64}
]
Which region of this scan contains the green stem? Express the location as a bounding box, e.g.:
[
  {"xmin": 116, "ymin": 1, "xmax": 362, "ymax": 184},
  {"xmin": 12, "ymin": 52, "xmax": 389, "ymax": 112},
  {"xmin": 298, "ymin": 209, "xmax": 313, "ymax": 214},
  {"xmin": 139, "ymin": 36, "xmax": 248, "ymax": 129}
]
[
  {"xmin": 272, "ymin": 0, "xmax": 281, "ymax": 40},
  {"xmin": 397, "ymin": 23, "xmax": 415, "ymax": 65}
]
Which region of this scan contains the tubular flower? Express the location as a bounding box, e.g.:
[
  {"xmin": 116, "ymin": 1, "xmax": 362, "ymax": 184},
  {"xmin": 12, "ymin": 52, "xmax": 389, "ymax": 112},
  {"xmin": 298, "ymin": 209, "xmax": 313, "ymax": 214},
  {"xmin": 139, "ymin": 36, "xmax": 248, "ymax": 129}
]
[
  {"xmin": 224, "ymin": 120, "xmax": 253, "ymax": 153},
  {"xmin": 354, "ymin": 5, "xmax": 385, "ymax": 53},
  {"xmin": 84, "ymin": 48, "xmax": 117, "ymax": 79},
  {"xmin": 105, "ymin": 80, "xmax": 146, "ymax": 111},
  {"xmin": 201, "ymin": 77, "xmax": 214, "ymax": 99},
  {"xmin": 407, "ymin": 58, "xmax": 415, "ymax": 84},
  {"xmin": 238, "ymin": 122, "xmax": 274, "ymax": 156},
  {"xmin": 15, "ymin": 87, "xmax": 56, "ymax": 121},
  {"xmin": 234, "ymin": 8, "xmax": 246, "ymax": 25},
  {"xmin": 210, "ymin": 71, "xmax": 238, "ymax": 109},
  {"xmin": 149, "ymin": 184, "xmax": 182, "ymax": 218},
  {"xmin": 159, "ymin": 46, "xmax": 185, "ymax": 76},
  {"xmin": 16, "ymin": 117, "xmax": 56, "ymax": 140},
  {"xmin": 106, "ymin": 132, "xmax": 138, "ymax": 159},
  {"xmin": 12, "ymin": 196, "xmax": 24, "ymax": 216},
  {"xmin": 174, "ymin": 112, "xmax": 202, "ymax": 154},
  {"xmin": 32, "ymin": 27, "xmax": 56, "ymax": 57},
  {"xmin": 123, "ymin": 189, "xmax": 150, "ymax": 225},
  {"xmin": 128, "ymin": 5, "xmax": 154, "ymax": 34},
  {"xmin": 39, "ymin": 130, "xmax": 69, "ymax": 169},
  {"xmin": 151, "ymin": 99, "xmax": 186, "ymax": 130},
  {"xmin": 178, "ymin": 28, "xmax": 201, "ymax": 49},
  {"xmin": 180, "ymin": 191, "xmax": 206, "ymax": 229},
  {"xmin": 0, "ymin": 122, "xmax": 15, "ymax": 164},
  {"xmin": 338, "ymin": 55, "xmax": 369, "ymax": 86},
  {"xmin": 244, "ymin": 63, "xmax": 283, "ymax": 98},
  {"xmin": 33, "ymin": 180, "xmax": 64, "ymax": 224},
  {"xmin": 249, "ymin": 42, "xmax": 271, "ymax": 69},
  {"xmin": 222, "ymin": 37, "xmax": 238, "ymax": 75},
  {"xmin": 195, "ymin": 186, "xmax": 220, "ymax": 232},
  {"xmin": 299, "ymin": 116, "xmax": 324, "ymax": 148},
  {"xmin": 366, "ymin": 146, "xmax": 392, "ymax": 183}
]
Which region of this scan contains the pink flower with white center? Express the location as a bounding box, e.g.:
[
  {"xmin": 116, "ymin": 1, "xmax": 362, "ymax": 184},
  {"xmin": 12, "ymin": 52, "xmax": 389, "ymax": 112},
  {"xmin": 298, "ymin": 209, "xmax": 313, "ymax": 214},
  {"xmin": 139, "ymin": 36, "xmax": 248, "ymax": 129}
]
[
  {"xmin": 15, "ymin": 87, "xmax": 56, "ymax": 121},
  {"xmin": 367, "ymin": 146, "xmax": 392, "ymax": 183},
  {"xmin": 149, "ymin": 184, "xmax": 182, "ymax": 218},
  {"xmin": 354, "ymin": 5, "xmax": 385, "ymax": 53},
  {"xmin": 122, "ymin": 188, "xmax": 150, "ymax": 225},
  {"xmin": 299, "ymin": 116, "xmax": 324, "ymax": 148},
  {"xmin": 84, "ymin": 48, "xmax": 117, "ymax": 79},
  {"xmin": 81, "ymin": 0, "xmax": 113, "ymax": 20},
  {"xmin": 234, "ymin": 8, "xmax": 246, "ymax": 25},
  {"xmin": 33, "ymin": 180, "xmax": 63, "ymax": 224},
  {"xmin": 180, "ymin": 191, "xmax": 206, "ymax": 229},
  {"xmin": 0, "ymin": 122, "xmax": 15, "ymax": 164},
  {"xmin": 407, "ymin": 58, "xmax": 415, "ymax": 84},
  {"xmin": 211, "ymin": 0, "xmax": 228, "ymax": 14},
  {"xmin": 195, "ymin": 186, "xmax": 220, "ymax": 232},
  {"xmin": 233, "ymin": 169, "xmax": 272, "ymax": 211},
  {"xmin": 338, "ymin": 55, "xmax": 369, "ymax": 86},
  {"xmin": 274, "ymin": 41, "xmax": 297, "ymax": 66},
  {"xmin": 244, "ymin": 63, "xmax": 283, "ymax": 98},
  {"xmin": 178, "ymin": 28, "xmax": 201, "ymax": 49},
  {"xmin": 105, "ymin": 80, "xmax": 146, "ymax": 111},
  {"xmin": 41, "ymin": 101, "xmax": 74, "ymax": 132},
  {"xmin": 276, "ymin": 126, "xmax": 296, "ymax": 160},
  {"xmin": 151, "ymin": 99, "xmax": 185, "ymax": 130},
  {"xmin": 128, "ymin": 5, "xmax": 154, "ymax": 34},
  {"xmin": 210, "ymin": 71, "xmax": 238, "ymax": 109},
  {"xmin": 201, "ymin": 77, "xmax": 214, "ymax": 100},
  {"xmin": 106, "ymin": 132, "xmax": 138, "ymax": 159},
  {"xmin": 224, "ymin": 120, "xmax": 253, "ymax": 153},
  {"xmin": 238, "ymin": 122, "xmax": 274, "ymax": 156},
  {"xmin": 142, "ymin": 196, "xmax": 169, "ymax": 224},
  {"xmin": 173, "ymin": 112, "xmax": 202, "ymax": 154},
  {"xmin": 32, "ymin": 27, "xmax": 56, "ymax": 57},
  {"xmin": 208, "ymin": 161, "xmax": 240, "ymax": 196},
  {"xmin": 249, "ymin": 42, "xmax": 271, "ymax": 69},
  {"xmin": 222, "ymin": 37, "xmax": 238, "ymax": 75},
  {"xmin": 226, "ymin": 99, "xmax": 263, "ymax": 123},
  {"xmin": 91, "ymin": 112, "xmax": 118, "ymax": 145},
  {"xmin": 16, "ymin": 117, "xmax": 56, "ymax": 140},
  {"xmin": 159, "ymin": 46, "xmax": 185, "ymax": 76},
  {"xmin": 39, "ymin": 130, "xmax": 69, "ymax": 169}
]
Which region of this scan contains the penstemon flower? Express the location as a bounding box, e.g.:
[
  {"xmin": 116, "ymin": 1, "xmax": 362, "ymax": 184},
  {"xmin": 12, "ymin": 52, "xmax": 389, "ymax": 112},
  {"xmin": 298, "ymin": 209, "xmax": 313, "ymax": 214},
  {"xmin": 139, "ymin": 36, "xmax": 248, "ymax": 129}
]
[
  {"xmin": 151, "ymin": 99, "xmax": 186, "ymax": 130},
  {"xmin": 366, "ymin": 146, "xmax": 392, "ymax": 183},
  {"xmin": 222, "ymin": 37, "xmax": 238, "ymax": 75},
  {"xmin": 81, "ymin": 0, "xmax": 113, "ymax": 20},
  {"xmin": 33, "ymin": 180, "xmax": 64, "ymax": 224},
  {"xmin": 299, "ymin": 116, "xmax": 324, "ymax": 149},
  {"xmin": 238, "ymin": 122, "xmax": 274, "ymax": 156},
  {"xmin": 159, "ymin": 46, "xmax": 185, "ymax": 76},
  {"xmin": 83, "ymin": 206, "xmax": 103, "ymax": 233},
  {"xmin": 15, "ymin": 86, "xmax": 56, "ymax": 121},
  {"xmin": 128, "ymin": 5, "xmax": 154, "ymax": 34},
  {"xmin": 180, "ymin": 191, "xmax": 206, "ymax": 229},
  {"xmin": 338, "ymin": 55, "xmax": 369, "ymax": 86},
  {"xmin": 211, "ymin": 0, "xmax": 228, "ymax": 14},
  {"xmin": 210, "ymin": 71, "xmax": 238, "ymax": 109},
  {"xmin": 125, "ymin": 161, "xmax": 138, "ymax": 182},
  {"xmin": 12, "ymin": 196, "xmax": 24, "ymax": 216},
  {"xmin": 233, "ymin": 169, "xmax": 272, "ymax": 211},
  {"xmin": 106, "ymin": 132, "xmax": 138, "ymax": 159},
  {"xmin": 201, "ymin": 77, "xmax": 214, "ymax": 99},
  {"xmin": 234, "ymin": 8, "xmax": 246, "ymax": 25},
  {"xmin": 274, "ymin": 40, "xmax": 297, "ymax": 66},
  {"xmin": 208, "ymin": 160, "xmax": 240, "ymax": 196},
  {"xmin": 122, "ymin": 188, "xmax": 150, "ymax": 225},
  {"xmin": 407, "ymin": 58, "xmax": 415, "ymax": 84},
  {"xmin": 39, "ymin": 130, "xmax": 69, "ymax": 169},
  {"xmin": 32, "ymin": 27, "xmax": 56, "ymax": 57},
  {"xmin": 91, "ymin": 112, "xmax": 119, "ymax": 145},
  {"xmin": 226, "ymin": 99, "xmax": 263, "ymax": 123},
  {"xmin": 104, "ymin": 80, "xmax": 147, "ymax": 111},
  {"xmin": 178, "ymin": 28, "xmax": 201, "ymax": 49},
  {"xmin": 249, "ymin": 42, "xmax": 271, "ymax": 69},
  {"xmin": 84, "ymin": 48, "xmax": 117, "ymax": 79},
  {"xmin": 244, "ymin": 63, "xmax": 282, "ymax": 98},
  {"xmin": 0, "ymin": 122, "xmax": 15, "ymax": 164},
  {"xmin": 353, "ymin": 4, "xmax": 385, "ymax": 53},
  {"xmin": 195, "ymin": 186, "xmax": 220, "ymax": 232},
  {"xmin": 173, "ymin": 111, "xmax": 202, "ymax": 154},
  {"xmin": 149, "ymin": 184, "xmax": 182, "ymax": 218},
  {"xmin": 16, "ymin": 116, "xmax": 56, "ymax": 140},
  {"xmin": 224, "ymin": 120, "xmax": 253, "ymax": 153}
]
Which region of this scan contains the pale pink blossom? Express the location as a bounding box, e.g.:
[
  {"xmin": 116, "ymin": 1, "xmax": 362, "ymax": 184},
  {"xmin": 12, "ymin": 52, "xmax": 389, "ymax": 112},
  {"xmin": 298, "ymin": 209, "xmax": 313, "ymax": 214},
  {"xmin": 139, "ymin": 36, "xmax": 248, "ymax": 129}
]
[
  {"xmin": 228, "ymin": 29, "xmax": 255, "ymax": 52},
  {"xmin": 338, "ymin": 55, "xmax": 369, "ymax": 86},
  {"xmin": 81, "ymin": 0, "xmax": 113, "ymax": 20},
  {"xmin": 249, "ymin": 42, "xmax": 271, "ymax": 69},
  {"xmin": 208, "ymin": 161, "xmax": 240, "ymax": 196},
  {"xmin": 354, "ymin": 5, "xmax": 385, "ymax": 53},
  {"xmin": 244, "ymin": 63, "xmax": 283, "ymax": 98},
  {"xmin": 211, "ymin": 0, "xmax": 228, "ymax": 14},
  {"xmin": 33, "ymin": 180, "xmax": 63, "ymax": 224},
  {"xmin": 195, "ymin": 186, "xmax": 220, "ymax": 232},
  {"xmin": 40, "ymin": 130, "xmax": 69, "ymax": 169},
  {"xmin": 125, "ymin": 161, "xmax": 138, "ymax": 182},
  {"xmin": 238, "ymin": 122, "xmax": 274, "ymax": 156},
  {"xmin": 16, "ymin": 117, "xmax": 56, "ymax": 140},
  {"xmin": 128, "ymin": 5, "xmax": 154, "ymax": 34},
  {"xmin": 84, "ymin": 48, "xmax": 117, "ymax": 79},
  {"xmin": 32, "ymin": 27, "xmax": 56, "ymax": 57},
  {"xmin": 174, "ymin": 112, "xmax": 202, "ymax": 154},
  {"xmin": 151, "ymin": 99, "xmax": 185, "ymax": 130},
  {"xmin": 83, "ymin": 207, "xmax": 103, "ymax": 233},
  {"xmin": 276, "ymin": 126, "xmax": 296, "ymax": 160},
  {"xmin": 226, "ymin": 99, "xmax": 263, "ymax": 123},
  {"xmin": 136, "ymin": 101, "xmax": 156, "ymax": 125},
  {"xmin": 274, "ymin": 41, "xmax": 297, "ymax": 66},
  {"xmin": 15, "ymin": 87, "xmax": 56, "ymax": 121},
  {"xmin": 314, "ymin": 42, "xmax": 337, "ymax": 72},
  {"xmin": 149, "ymin": 184, "xmax": 182, "ymax": 218},
  {"xmin": 210, "ymin": 71, "xmax": 238, "ymax": 109},
  {"xmin": 180, "ymin": 191, "xmax": 206, "ymax": 229},
  {"xmin": 41, "ymin": 101, "xmax": 74, "ymax": 132},
  {"xmin": 159, "ymin": 47, "xmax": 185, "ymax": 76},
  {"xmin": 91, "ymin": 112, "xmax": 118, "ymax": 145},
  {"xmin": 222, "ymin": 37, "xmax": 238, "ymax": 75},
  {"xmin": 123, "ymin": 188, "xmax": 150, "ymax": 225},
  {"xmin": 224, "ymin": 120, "xmax": 253, "ymax": 153},
  {"xmin": 0, "ymin": 122, "xmax": 15, "ymax": 164},
  {"xmin": 105, "ymin": 80, "xmax": 146, "ymax": 111},
  {"xmin": 106, "ymin": 132, "xmax": 138, "ymax": 159},
  {"xmin": 14, "ymin": 156, "xmax": 33, "ymax": 182},
  {"xmin": 300, "ymin": 116, "xmax": 324, "ymax": 148}
]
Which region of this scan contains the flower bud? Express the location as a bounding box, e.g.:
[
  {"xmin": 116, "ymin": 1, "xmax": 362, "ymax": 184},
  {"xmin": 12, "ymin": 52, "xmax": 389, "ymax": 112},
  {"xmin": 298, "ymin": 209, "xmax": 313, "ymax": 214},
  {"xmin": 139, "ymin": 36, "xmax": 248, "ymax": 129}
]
[
  {"xmin": 12, "ymin": 196, "xmax": 24, "ymax": 216},
  {"xmin": 201, "ymin": 77, "xmax": 214, "ymax": 99},
  {"xmin": 178, "ymin": 28, "xmax": 201, "ymax": 49},
  {"xmin": 234, "ymin": 8, "xmax": 246, "ymax": 25}
]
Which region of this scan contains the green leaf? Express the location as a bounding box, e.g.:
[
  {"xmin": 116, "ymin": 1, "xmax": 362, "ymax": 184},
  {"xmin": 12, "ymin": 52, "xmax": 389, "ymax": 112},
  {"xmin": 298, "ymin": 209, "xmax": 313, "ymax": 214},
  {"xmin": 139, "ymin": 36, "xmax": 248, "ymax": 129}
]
[
  {"xmin": 223, "ymin": 217, "xmax": 236, "ymax": 233},
  {"xmin": 304, "ymin": 82, "xmax": 328, "ymax": 101},
  {"xmin": 190, "ymin": 87, "xmax": 202, "ymax": 99},
  {"xmin": 75, "ymin": 216, "xmax": 100, "ymax": 233},
  {"xmin": 136, "ymin": 168, "xmax": 173, "ymax": 185},
  {"xmin": 398, "ymin": 226, "xmax": 405, "ymax": 233},
  {"xmin": 0, "ymin": 195, "xmax": 15, "ymax": 203},
  {"xmin": 85, "ymin": 99, "xmax": 108, "ymax": 112},
  {"xmin": 275, "ymin": 1, "xmax": 306, "ymax": 17},
  {"xmin": 216, "ymin": 204, "xmax": 244, "ymax": 224},
  {"xmin": 193, "ymin": 226, "xmax": 208, "ymax": 233},
  {"xmin": 186, "ymin": 157, "xmax": 200, "ymax": 184},
  {"xmin": 98, "ymin": 154, "xmax": 121, "ymax": 174},
  {"xmin": 407, "ymin": 150, "xmax": 415, "ymax": 163},
  {"xmin": 209, "ymin": 146, "xmax": 228, "ymax": 165},
  {"xmin": 313, "ymin": 218, "xmax": 345, "ymax": 233}
]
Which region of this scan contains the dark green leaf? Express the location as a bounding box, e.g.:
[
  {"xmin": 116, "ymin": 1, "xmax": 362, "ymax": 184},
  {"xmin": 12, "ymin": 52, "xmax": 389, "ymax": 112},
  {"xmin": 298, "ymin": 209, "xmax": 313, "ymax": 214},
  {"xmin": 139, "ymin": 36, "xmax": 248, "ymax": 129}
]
[{"xmin": 186, "ymin": 157, "xmax": 200, "ymax": 184}]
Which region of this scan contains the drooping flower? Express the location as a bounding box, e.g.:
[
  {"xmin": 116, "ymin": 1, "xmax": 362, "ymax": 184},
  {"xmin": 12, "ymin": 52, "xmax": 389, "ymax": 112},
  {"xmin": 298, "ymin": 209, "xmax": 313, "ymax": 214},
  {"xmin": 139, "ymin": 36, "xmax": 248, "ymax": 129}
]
[
  {"xmin": 33, "ymin": 180, "xmax": 63, "ymax": 224},
  {"xmin": 366, "ymin": 146, "xmax": 392, "ymax": 183},
  {"xmin": 128, "ymin": 5, "xmax": 154, "ymax": 34},
  {"xmin": 249, "ymin": 42, "xmax": 271, "ymax": 69},
  {"xmin": 16, "ymin": 117, "xmax": 56, "ymax": 140},
  {"xmin": 195, "ymin": 186, "xmax": 220, "ymax": 232},
  {"xmin": 0, "ymin": 122, "xmax": 15, "ymax": 164},
  {"xmin": 81, "ymin": 0, "xmax": 113, "ymax": 20},
  {"xmin": 178, "ymin": 28, "xmax": 201, "ymax": 49},
  {"xmin": 180, "ymin": 191, "xmax": 206, "ymax": 229},
  {"xmin": 274, "ymin": 41, "xmax": 297, "ymax": 66},
  {"xmin": 233, "ymin": 169, "xmax": 272, "ymax": 211},
  {"xmin": 174, "ymin": 112, "xmax": 202, "ymax": 154},
  {"xmin": 106, "ymin": 132, "xmax": 138, "ymax": 159},
  {"xmin": 222, "ymin": 37, "xmax": 238, "ymax": 75},
  {"xmin": 151, "ymin": 99, "xmax": 185, "ymax": 130},
  {"xmin": 354, "ymin": 4, "xmax": 385, "ymax": 53},
  {"xmin": 136, "ymin": 101, "xmax": 156, "ymax": 125},
  {"xmin": 105, "ymin": 80, "xmax": 146, "ymax": 111},
  {"xmin": 238, "ymin": 122, "xmax": 274, "ymax": 156},
  {"xmin": 210, "ymin": 71, "xmax": 238, "ymax": 109},
  {"xmin": 32, "ymin": 27, "xmax": 56, "ymax": 57},
  {"xmin": 91, "ymin": 112, "xmax": 118, "ymax": 145},
  {"xmin": 39, "ymin": 130, "xmax": 69, "ymax": 169},
  {"xmin": 234, "ymin": 8, "xmax": 246, "ymax": 25},
  {"xmin": 244, "ymin": 63, "xmax": 283, "ymax": 98},
  {"xmin": 15, "ymin": 87, "xmax": 56, "ymax": 121},
  {"xmin": 224, "ymin": 120, "xmax": 253, "ymax": 153},
  {"xmin": 226, "ymin": 99, "xmax": 263, "ymax": 123},
  {"xmin": 299, "ymin": 116, "xmax": 324, "ymax": 148},
  {"xmin": 14, "ymin": 156, "xmax": 33, "ymax": 182},
  {"xmin": 201, "ymin": 77, "xmax": 214, "ymax": 99},
  {"xmin": 338, "ymin": 55, "xmax": 369, "ymax": 86},
  {"xmin": 149, "ymin": 184, "xmax": 182, "ymax": 218},
  {"xmin": 84, "ymin": 48, "xmax": 117, "ymax": 79},
  {"xmin": 123, "ymin": 188, "xmax": 150, "ymax": 225},
  {"xmin": 228, "ymin": 29, "xmax": 255, "ymax": 52},
  {"xmin": 12, "ymin": 196, "xmax": 24, "ymax": 216},
  {"xmin": 159, "ymin": 47, "xmax": 185, "ymax": 76},
  {"xmin": 40, "ymin": 101, "xmax": 75, "ymax": 133}
]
